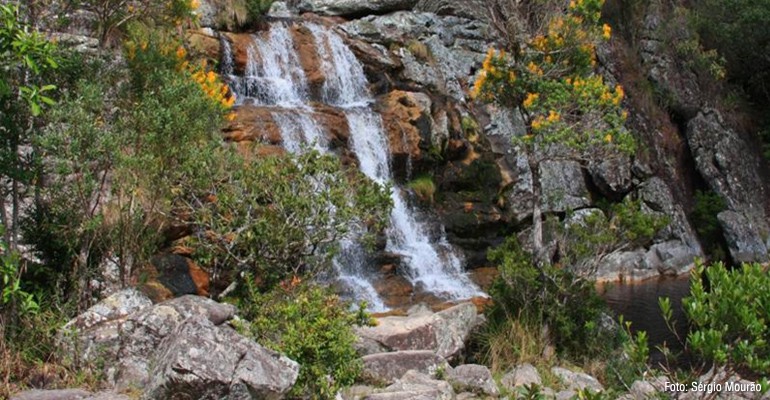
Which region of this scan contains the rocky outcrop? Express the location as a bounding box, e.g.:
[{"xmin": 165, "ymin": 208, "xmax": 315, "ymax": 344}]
[
  {"xmin": 59, "ymin": 290, "xmax": 298, "ymax": 398},
  {"xmin": 297, "ymin": 0, "xmax": 418, "ymax": 17},
  {"xmin": 355, "ymin": 302, "xmax": 481, "ymax": 359},
  {"xmin": 718, "ymin": 210, "xmax": 770, "ymax": 264},
  {"xmin": 144, "ymin": 316, "xmax": 298, "ymax": 400},
  {"xmin": 446, "ymin": 364, "xmax": 499, "ymax": 397},
  {"xmin": 10, "ymin": 390, "xmax": 130, "ymax": 400}
]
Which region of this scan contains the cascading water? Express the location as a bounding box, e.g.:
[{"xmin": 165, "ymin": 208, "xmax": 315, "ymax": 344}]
[
  {"xmin": 308, "ymin": 24, "xmax": 482, "ymax": 299},
  {"xmin": 222, "ymin": 22, "xmax": 482, "ymax": 308}
]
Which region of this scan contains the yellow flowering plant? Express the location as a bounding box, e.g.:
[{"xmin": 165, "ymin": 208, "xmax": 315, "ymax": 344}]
[{"xmin": 472, "ymin": 0, "xmax": 635, "ymax": 266}]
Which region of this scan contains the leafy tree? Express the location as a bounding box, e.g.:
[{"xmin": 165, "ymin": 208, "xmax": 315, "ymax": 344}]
[
  {"xmin": 472, "ymin": 0, "xmax": 635, "ymax": 269},
  {"xmin": 0, "ymin": 4, "xmax": 58, "ymax": 250},
  {"xmin": 186, "ymin": 150, "xmax": 391, "ymax": 291}
]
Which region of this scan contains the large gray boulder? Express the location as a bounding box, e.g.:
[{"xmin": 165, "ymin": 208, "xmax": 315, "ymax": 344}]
[
  {"xmin": 59, "ymin": 294, "xmax": 297, "ymax": 398},
  {"xmin": 355, "ymin": 302, "xmax": 481, "ymax": 359},
  {"xmin": 718, "ymin": 210, "xmax": 770, "ymax": 264},
  {"xmin": 361, "ymin": 351, "xmax": 450, "ymax": 384},
  {"xmin": 686, "ymin": 109, "xmax": 770, "ymax": 263},
  {"xmin": 364, "ymin": 370, "xmax": 455, "ymax": 400},
  {"xmin": 297, "ymin": 0, "xmax": 418, "ymax": 16},
  {"xmin": 143, "ymin": 316, "xmax": 298, "ymax": 400}
]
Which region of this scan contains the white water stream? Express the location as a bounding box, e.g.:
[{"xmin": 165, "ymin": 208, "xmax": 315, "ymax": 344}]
[{"xmin": 221, "ymin": 22, "xmax": 482, "ymax": 309}]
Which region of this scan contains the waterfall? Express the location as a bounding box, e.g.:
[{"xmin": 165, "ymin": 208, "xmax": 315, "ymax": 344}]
[
  {"xmin": 222, "ymin": 22, "xmax": 482, "ymax": 308},
  {"xmin": 310, "ymin": 25, "xmax": 482, "ymax": 299}
]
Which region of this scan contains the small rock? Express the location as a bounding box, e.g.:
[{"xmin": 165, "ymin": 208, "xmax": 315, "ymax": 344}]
[
  {"xmin": 501, "ymin": 363, "xmax": 542, "ymax": 391},
  {"xmin": 446, "ymin": 364, "xmax": 499, "ymax": 396},
  {"xmin": 551, "ymin": 367, "xmax": 604, "ymax": 392}
]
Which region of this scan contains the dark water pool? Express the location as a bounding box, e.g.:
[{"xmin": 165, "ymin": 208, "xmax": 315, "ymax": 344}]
[{"xmin": 600, "ymin": 276, "xmax": 692, "ymax": 364}]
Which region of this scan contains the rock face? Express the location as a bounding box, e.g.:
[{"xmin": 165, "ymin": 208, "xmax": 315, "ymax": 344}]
[
  {"xmin": 446, "ymin": 364, "xmax": 499, "ymax": 396},
  {"xmin": 718, "ymin": 210, "xmax": 770, "ymax": 263},
  {"xmin": 144, "ymin": 316, "xmax": 298, "ymax": 400},
  {"xmin": 500, "ymin": 363, "xmax": 542, "ymax": 392},
  {"xmin": 297, "ymin": 0, "xmax": 418, "ymax": 17},
  {"xmin": 355, "ymin": 302, "xmax": 481, "ymax": 359},
  {"xmin": 59, "ymin": 291, "xmax": 298, "ymax": 398}
]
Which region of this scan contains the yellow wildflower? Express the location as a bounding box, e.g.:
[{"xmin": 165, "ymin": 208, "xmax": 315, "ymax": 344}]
[
  {"xmin": 190, "ymin": 0, "xmax": 200, "ymax": 9},
  {"xmin": 531, "ymin": 116, "xmax": 545, "ymax": 131},
  {"xmin": 604, "ymin": 133, "xmax": 613, "ymax": 143},
  {"xmin": 523, "ymin": 93, "xmax": 539, "ymax": 109},
  {"xmin": 547, "ymin": 110, "xmax": 560, "ymax": 123},
  {"xmin": 603, "ymin": 24, "xmax": 612, "ymax": 40},
  {"xmin": 176, "ymin": 46, "xmax": 187, "ymax": 60},
  {"xmin": 207, "ymin": 71, "xmax": 217, "ymax": 84}
]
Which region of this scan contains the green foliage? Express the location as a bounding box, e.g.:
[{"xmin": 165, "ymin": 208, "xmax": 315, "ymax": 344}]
[
  {"xmin": 187, "ymin": 150, "xmax": 391, "ymax": 291},
  {"xmin": 407, "ymin": 174, "xmax": 436, "ymax": 203},
  {"xmin": 483, "ymin": 237, "xmax": 617, "ymax": 363},
  {"xmin": 237, "ymin": 281, "xmax": 368, "ymax": 399},
  {"xmin": 689, "ymin": 190, "xmax": 728, "ymax": 261},
  {"xmin": 690, "ymin": 0, "xmax": 770, "ymax": 104},
  {"xmin": 245, "ymin": 0, "xmax": 275, "ymax": 22},
  {"xmin": 0, "ymin": 232, "xmax": 38, "ymax": 318},
  {"xmin": 684, "ymin": 261, "xmax": 770, "ymax": 375}
]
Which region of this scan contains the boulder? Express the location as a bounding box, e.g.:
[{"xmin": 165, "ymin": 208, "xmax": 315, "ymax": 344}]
[
  {"xmin": 446, "ymin": 364, "xmax": 499, "ymax": 396},
  {"xmin": 361, "ymin": 351, "xmax": 449, "ymax": 384},
  {"xmin": 686, "ymin": 109, "xmax": 770, "ymax": 261},
  {"xmin": 501, "ymin": 363, "xmax": 542, "ymax": 391},
  {"xmin": 718, "ymin": 210, "xmax": 770, "ymax": 264},
  {"xmin": 551, "ymin": 367, "xmax": 604, "ymax": 393},
  {"xmin": 60, "ymin": 288, "xmax": 151, "ymax": 333},
  {"xmin": 355, "ymin": 302, "xmax": 480, "ymax": 359},
  {"xmin": 297, "ymin": 0, "xmax": 418, "ymax": 17},
  {"xmin": 539, "ymin": 160, "xmax": 591, "ymax": 212},
  {"xmin": 10, "ymin": 390, "xmax": 94, "ymax": 400},
  {"xmin": 377, "ymin": 91, "xmax": 433, "ymax": 176},
  {"xmin": 144, "ymin": 316, "xmax": 299, "ymax": 399},
  {"xmin": 588, "ymin": 154, "xmax": 633, "ymax": 199},
  {"xmin": 60, "ymin": 295, "xmax": 237, "ymax": 390}
]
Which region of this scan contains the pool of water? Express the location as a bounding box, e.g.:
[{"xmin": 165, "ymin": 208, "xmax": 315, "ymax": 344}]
[{"xmin": 600, "ymin": 276, "xmax": 692, "ymax": 365}]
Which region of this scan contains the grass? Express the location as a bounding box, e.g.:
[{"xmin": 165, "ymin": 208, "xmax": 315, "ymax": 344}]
[{"xmin": 407, "ymin": 175, "xmax": 436, "ymax": 204}]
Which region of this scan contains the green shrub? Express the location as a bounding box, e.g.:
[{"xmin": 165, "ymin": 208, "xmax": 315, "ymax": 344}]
[
  {"xmin": 482, "ymin": 237, "xmax": 617, "ymax": 364},
  {"xmin": 236, "ymin": 282, "xmax": 369, "ymax": 399},
  {"xmin": 690, "ymin": 190, "xmax": 728, "ymax": 261},
  {"xmin": 246, "ymin": 0, "xmax": 275, "ymax": 22},
  {"xmin": 683, "ymin": 261, "xmax": 770, "ymax": 375},
  {"xmin": 408, "ymin": 175, "xmax": 436, "ymax": 203}
]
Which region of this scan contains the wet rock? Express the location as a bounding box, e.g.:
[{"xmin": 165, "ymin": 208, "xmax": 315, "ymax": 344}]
[
  {"xmin": 186, "ymin": 29, "xmax": 220, "ymax": 61},
  {"xmin": 360, "ymin": 351, "xmax": 450, "ymax": 384},
  {"xmin": 639, "ymin": 177, "xmax": 703, "ymax": 257},
  {"xmin": 355, "ymin": 302, "xmax": 480, "ymax": 359},
  {"xmin": 539, "ymin": 160, "xmax": 591, "ymax": 212},
  {"xmin": 551, "ymin": 367, "xmax": 604, "ymax": 392},
  {"xmin": 224, "ymin": 106, "xmax": 283, "ymax": 144},
  {"xmin": 292, "ymin": 24, "xmax": 325, "ymax": 100},
  {"xmin": 377, "ymin": 90, "xmax": 433, "ymax": 176},
  {"xmin": 222, "ymin": 33, "xmax": 257, "ymax": 75},
  {"xmin": 501, "ymin": 363, "xmax": 542, "ymax": 392},
  {"xmin": 594, "ymin": 249, "xmax": 658, "ymax": 283},
  {"xmin": 718, "ymin": 210, "xmax": 770, "ymax": 264},
  {"xmin": 144, "ymin": 315, "xmax": 298, "ymax": 399},
  {"xmin": 446, "ymin": 364, "xmax": 499, "ymax": 396}
]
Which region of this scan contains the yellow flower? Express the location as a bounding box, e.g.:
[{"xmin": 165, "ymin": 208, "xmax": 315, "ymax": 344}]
[
  {"xmin": 523, "ymin": 93, "xmax": 539, "ymax": 109},
  {"xmin": 176, "ymin": 46, "xmax": 187, "ymax": 60},
  {"xmin": 603, "ymin": 24, "xmax": 612, "ymax": 40},
  {"xmin": 604, "ymin": 134, "xmax": 613, "ymax": 143},
  {"xmin": 531, "ymin": 116, "xmax": 545, "ymax": 131},
  {"xmin": 547, "ymin": 110, "xmax": 560, "ymax": 123},
  {"xmin": 207, "ymin": 71, "xmax": 217, "ymax": 84},
  {"xmin": 190, "ymin": 0, "xmax": 200, "ymax": 9}
]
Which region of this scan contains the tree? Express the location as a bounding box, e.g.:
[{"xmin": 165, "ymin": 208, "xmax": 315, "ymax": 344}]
[
  {"xmin": 472, "ymin": 0, "xmax": 634, "ymax": 269},
  {"xmin": 0, "ymin": 4, "xmax": 58, "ymax": 250}
]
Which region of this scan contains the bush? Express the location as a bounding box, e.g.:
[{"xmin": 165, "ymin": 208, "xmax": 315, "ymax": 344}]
[
  {"xmin": 689, "ymin": 190, "xmax": 728, "ymax": 262},
  {"xmin": 683, "ymin": 261, "xmax": 770, "ymax": 376},
  {"xmin": 481, "ymin": 237, "xmax": 618, "ymax": 365},
  {"xmin": 246, "ymin": 0, "xmax": 275, "ymax": 23},
  {"xmin": 236, "ymin": 281, "xmax": 370, "ymax": 399}
]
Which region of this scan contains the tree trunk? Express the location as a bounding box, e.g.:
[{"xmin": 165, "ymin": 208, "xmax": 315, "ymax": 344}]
[{"xmin": 528, "ymin": 152, "xmax": 546, "ymax": 269}]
